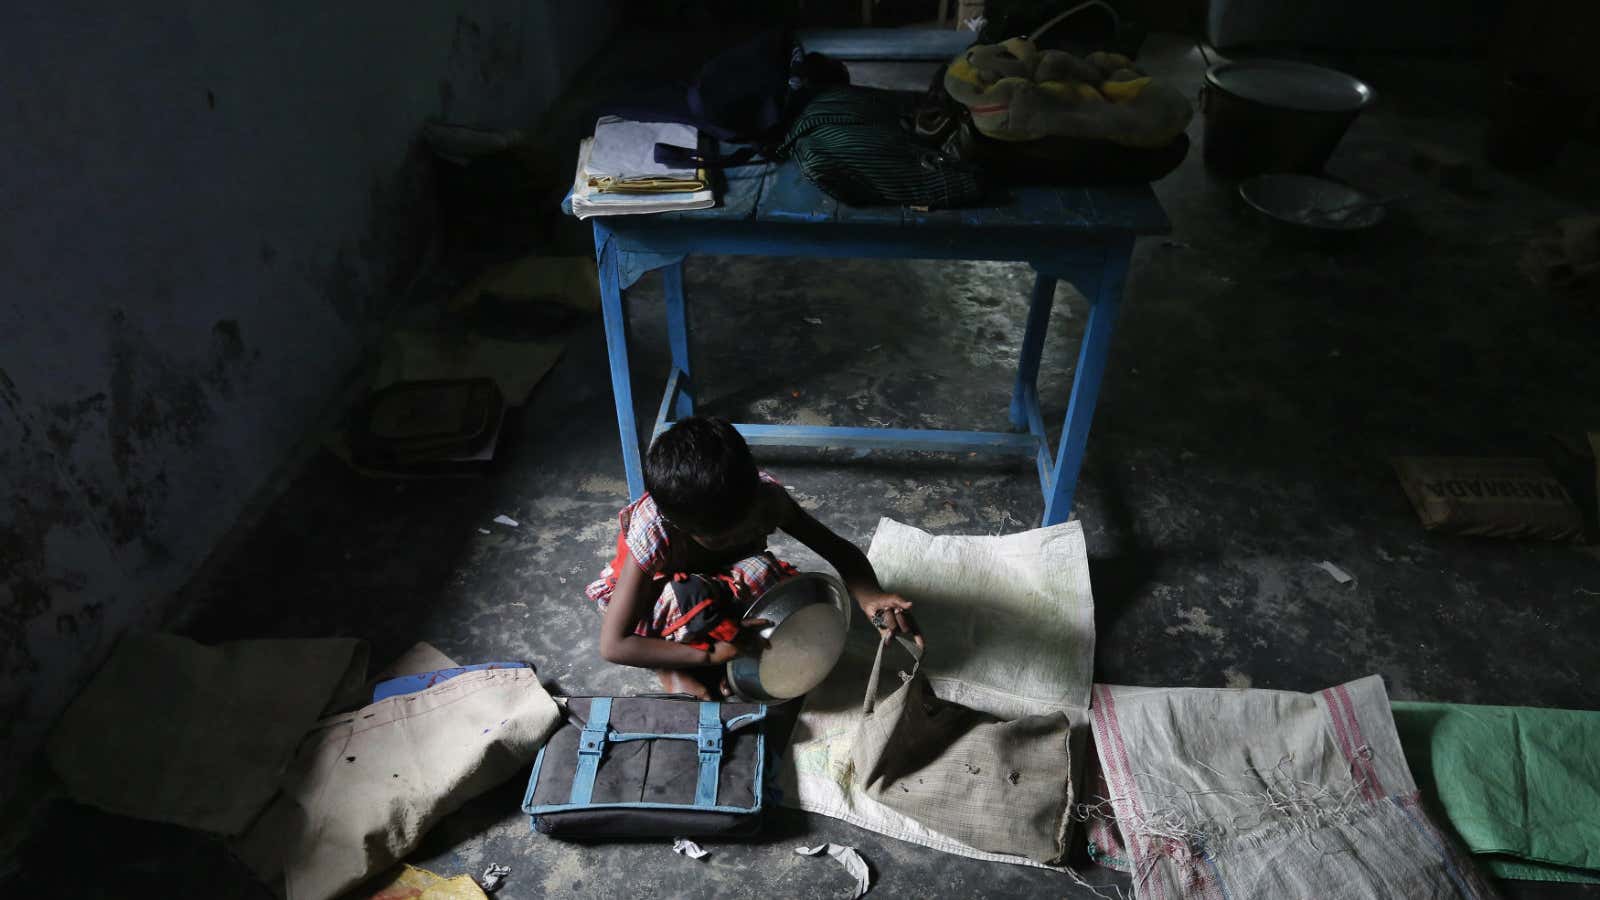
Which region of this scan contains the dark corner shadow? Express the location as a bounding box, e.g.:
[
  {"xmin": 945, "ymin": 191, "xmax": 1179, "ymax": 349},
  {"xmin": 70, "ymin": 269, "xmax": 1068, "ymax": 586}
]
[
  {"xmin": 5, "ymin": 801, "xmax": 275, "ymax": 900},
  {"xmin": 1084, "ymin": 459, "xmax": 1161, "ymax": 641},
  {"xmin": 176, "ymin": 400, "xmax": 551, "ymax": 676}
]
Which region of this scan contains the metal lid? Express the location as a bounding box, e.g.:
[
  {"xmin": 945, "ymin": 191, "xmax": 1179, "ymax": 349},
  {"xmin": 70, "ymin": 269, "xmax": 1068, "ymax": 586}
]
[{"xmin": 1206, "ymin": 59, "xmax": 1374, "ymax": 113}]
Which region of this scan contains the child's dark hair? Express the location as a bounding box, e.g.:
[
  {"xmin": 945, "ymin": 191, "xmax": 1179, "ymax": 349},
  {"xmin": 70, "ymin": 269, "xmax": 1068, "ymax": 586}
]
[{"xmin": 644, "ymin": 416, "xmax": 759, "ymax": 532}]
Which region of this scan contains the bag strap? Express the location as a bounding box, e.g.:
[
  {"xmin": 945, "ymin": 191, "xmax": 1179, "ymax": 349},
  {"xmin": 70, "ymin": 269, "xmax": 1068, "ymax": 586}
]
[
  {"xmin": 566, "ymin": 698, "xmax": 754, "ymax": 809},
  {"xmin": 654, "ymin": 142, "xmax": 766, "ymax": 170},
  {"xmin": 861, "ymin": 636, "xmax": 924, "ymax": 716},
  {"xmin": 695, "ymin": 701, "xmax": 723, "ymax": 808},
  {"xmin": 568, "ymin": 697, "xmax": 613, "ymax": 805},
  {"xmin": 1027, "ymin": 0, "xmax": 1120, "ymax": 42}
]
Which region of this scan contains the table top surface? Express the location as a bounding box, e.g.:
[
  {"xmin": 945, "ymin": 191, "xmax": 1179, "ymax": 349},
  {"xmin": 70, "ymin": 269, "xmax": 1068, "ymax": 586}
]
[{"xmin": 607, "ymin": 159, "xmax": 1170, "ymax": 236}]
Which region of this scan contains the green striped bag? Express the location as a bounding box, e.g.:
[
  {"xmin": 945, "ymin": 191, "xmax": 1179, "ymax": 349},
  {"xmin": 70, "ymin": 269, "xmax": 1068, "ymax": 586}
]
[{"xmin": 777, "ymin": 86, "xmax": 984, "ymax": 210}]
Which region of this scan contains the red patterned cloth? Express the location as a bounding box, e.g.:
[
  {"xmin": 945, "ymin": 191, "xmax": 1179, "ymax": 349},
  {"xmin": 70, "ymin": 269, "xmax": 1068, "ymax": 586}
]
[{"xmin": 586, "ymin": 472, "xmax": 795, "ymax": 645}]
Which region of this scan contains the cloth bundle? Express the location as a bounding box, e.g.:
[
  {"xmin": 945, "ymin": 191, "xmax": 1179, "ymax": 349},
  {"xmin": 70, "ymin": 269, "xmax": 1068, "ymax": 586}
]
[
  {"xmin": 944, "ymin": 39, "xmax": 1192, "ymax": 148},
  {"xmin": 1087, "ymin": 677, "xmax": 1498, "ymax": 900}
]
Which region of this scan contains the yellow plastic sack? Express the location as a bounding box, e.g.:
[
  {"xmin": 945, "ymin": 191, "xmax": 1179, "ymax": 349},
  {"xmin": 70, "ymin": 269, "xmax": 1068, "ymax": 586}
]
[{"xmin": 368, "ymin": 864, "xmax": 489, "ymax": 900}]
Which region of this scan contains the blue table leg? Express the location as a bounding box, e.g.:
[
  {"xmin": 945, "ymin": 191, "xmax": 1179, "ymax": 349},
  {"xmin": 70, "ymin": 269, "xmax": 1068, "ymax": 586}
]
[
  {"xmin": 594, "ymin": 224, "xmax": 646, "ymax": 499},
  {"xmin": 1009, "ymin": 273, "xmax": 1057, "ymax": 430},
  {"xmin": 662, "ymin": 261, "xmax": 695, "ymax": 420},
  {"xmin": 1042, "ymin": 241, "xmax": 1131, "ymax": 525}
]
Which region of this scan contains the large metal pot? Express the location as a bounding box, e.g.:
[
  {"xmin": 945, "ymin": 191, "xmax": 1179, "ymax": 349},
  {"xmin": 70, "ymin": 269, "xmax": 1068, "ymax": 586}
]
[
  {"xmin": 1201, "ymin": 59, "xmax": 1374, "ymax": 177},
  {"xmin": 725, "ymin": 572, "xmax": 851, "ymax": 703}
]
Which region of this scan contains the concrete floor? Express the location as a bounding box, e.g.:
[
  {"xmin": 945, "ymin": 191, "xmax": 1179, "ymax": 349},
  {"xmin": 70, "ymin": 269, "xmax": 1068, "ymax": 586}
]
[{"xmin": 11, "ymin": 30, "xmax": 1600, "ymax": 900}]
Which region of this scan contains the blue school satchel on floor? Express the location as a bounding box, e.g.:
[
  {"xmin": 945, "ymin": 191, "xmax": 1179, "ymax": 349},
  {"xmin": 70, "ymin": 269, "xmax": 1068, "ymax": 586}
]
[{"xmin": 521, "ymin": 696, "xmax": 769, "ymax": 838}]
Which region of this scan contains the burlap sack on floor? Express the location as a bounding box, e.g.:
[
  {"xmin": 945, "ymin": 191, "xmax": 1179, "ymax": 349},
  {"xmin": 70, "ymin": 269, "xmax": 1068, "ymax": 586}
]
[
  {"xmin": 783, "ymin": 518, "xmax": 1094, "ymax": 868},
  {"xmin": 234, "ymin": 667, "xmax": 560, "ymax": 900},
  {"xmin": 850, "ymin": 638, "xmax": 1073, "ymax": 864}
]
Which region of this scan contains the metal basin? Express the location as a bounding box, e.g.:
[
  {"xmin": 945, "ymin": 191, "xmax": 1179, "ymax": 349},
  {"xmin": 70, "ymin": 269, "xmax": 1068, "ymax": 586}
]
[
  {"xmin": 726, "ymin": 572, "xmax": 851, "ymax": 703},
  {"xmin": 1202, "ymin": 59, "xmax": 1375, "ymax": 177},
  {"xmin": 1238, "ymin": 173, "xmax": 1385, "ymax": 231}
]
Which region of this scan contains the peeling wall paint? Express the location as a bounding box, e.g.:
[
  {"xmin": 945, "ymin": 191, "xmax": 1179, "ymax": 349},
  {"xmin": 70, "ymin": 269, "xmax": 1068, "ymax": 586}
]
[{"xmin": 0, "ymin": 1, "xmax": 619, "ymax": 794}]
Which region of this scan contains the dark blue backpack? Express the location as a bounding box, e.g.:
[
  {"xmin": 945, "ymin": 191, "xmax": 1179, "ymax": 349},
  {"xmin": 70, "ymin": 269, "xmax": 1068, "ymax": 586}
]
[{"xmin": 603, "ymin": 30, "xmax": 848, "ymax": 166}]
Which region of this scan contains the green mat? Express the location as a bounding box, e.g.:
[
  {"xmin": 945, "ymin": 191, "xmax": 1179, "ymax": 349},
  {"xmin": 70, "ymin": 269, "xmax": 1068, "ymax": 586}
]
[{"xmin": 1392, "ymin": 701, "xmax": 1600, "ymax": 885}]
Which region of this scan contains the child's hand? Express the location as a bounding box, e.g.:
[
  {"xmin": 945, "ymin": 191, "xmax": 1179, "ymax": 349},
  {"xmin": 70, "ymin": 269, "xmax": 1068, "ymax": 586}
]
[
  {"xmin": 706, "ymin": 617, "xmax": 772, "ymax": 664},
  {"xmin": 857, "ymin": 591, "xmax": 924, "ymax": 649},
  {"xmin": 707, "ymin": 641, "xmax": 742, "ymax": 665}
]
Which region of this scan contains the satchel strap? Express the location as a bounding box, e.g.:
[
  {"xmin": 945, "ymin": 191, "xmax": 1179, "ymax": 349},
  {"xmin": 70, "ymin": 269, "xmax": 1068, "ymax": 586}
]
[
  {"xmin": 568, "ymin": 698, "xmax": 613, "ymax": 805},
  {"xmin": 695, "ymin": 701, "xmax": 723, "ymax": 808},
  {"xmin": 861, "ymin": 635, "xmax": 924, "ymax": 716},
  {"xmin": 563, "ymin": 699, "xmax": 752, "ymax": 809}
]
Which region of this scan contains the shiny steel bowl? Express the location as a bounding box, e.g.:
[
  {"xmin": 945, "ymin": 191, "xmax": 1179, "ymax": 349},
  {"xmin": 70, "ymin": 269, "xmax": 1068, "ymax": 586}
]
[{"xmin": 725, "ymin": 572, "xmax": 851, "ymax": 703}]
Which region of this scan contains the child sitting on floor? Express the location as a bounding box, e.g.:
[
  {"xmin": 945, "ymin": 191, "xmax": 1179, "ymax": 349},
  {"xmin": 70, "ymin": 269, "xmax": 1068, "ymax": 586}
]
[{"xmin": 586, "ymin": 416, "xmax": 923, "ymax": 699}]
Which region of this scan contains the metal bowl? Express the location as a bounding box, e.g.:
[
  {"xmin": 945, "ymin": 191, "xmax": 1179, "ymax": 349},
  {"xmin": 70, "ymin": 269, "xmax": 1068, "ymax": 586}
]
[
  {"xmin": 1238, "ymin": 174, "xmax": 1385, "ymax": 231},
  {"xmin": 725, "ymin": 572, "xmax": 851, "ymax": 703},
  {"xmin": 1203, "ymin": 60, "xmax": 1375, "ymax": 176}
]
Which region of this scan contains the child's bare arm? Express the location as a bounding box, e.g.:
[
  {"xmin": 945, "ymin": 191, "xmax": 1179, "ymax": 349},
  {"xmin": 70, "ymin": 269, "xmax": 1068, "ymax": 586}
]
[
  {"xmin": 598, "ymin": 556, "xmax": 720, "ymax": 669},
  {"xmin": 778, "ymin": 500, "xmax": 925, "ymax": 647}
]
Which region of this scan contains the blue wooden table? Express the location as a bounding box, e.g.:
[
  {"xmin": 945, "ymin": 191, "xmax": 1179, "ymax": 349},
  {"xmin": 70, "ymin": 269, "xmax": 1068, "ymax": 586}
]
[
  {"xmin": 795, "ymin": 27, "xmax": 976, "ymax": 60},
  {"xmin": 586, "ymin": 160, "xmax": 1169, "ymax": 525}
]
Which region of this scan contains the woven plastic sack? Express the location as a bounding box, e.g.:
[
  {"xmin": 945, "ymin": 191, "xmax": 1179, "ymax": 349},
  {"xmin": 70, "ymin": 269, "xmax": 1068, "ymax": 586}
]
[{"xmin": 1089, "ymin": 676, "xmax": 1498, "ymax": 900}]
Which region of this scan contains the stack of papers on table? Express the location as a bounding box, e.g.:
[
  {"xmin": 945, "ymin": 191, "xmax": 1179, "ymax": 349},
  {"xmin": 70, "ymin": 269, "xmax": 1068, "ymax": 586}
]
[
  {"xmin": 570, "ymin": 118, "xmax": 714, "ymax": 220},
  {"xmin": 586, "ymin": 117, "xmax": 707, "ymax": 193}
]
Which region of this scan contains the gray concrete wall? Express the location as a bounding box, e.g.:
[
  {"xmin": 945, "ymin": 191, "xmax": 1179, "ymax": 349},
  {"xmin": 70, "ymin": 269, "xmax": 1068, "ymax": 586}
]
[{"xmin": 0, "ymin": 1, "xmax": 618, "ymax": 791}]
